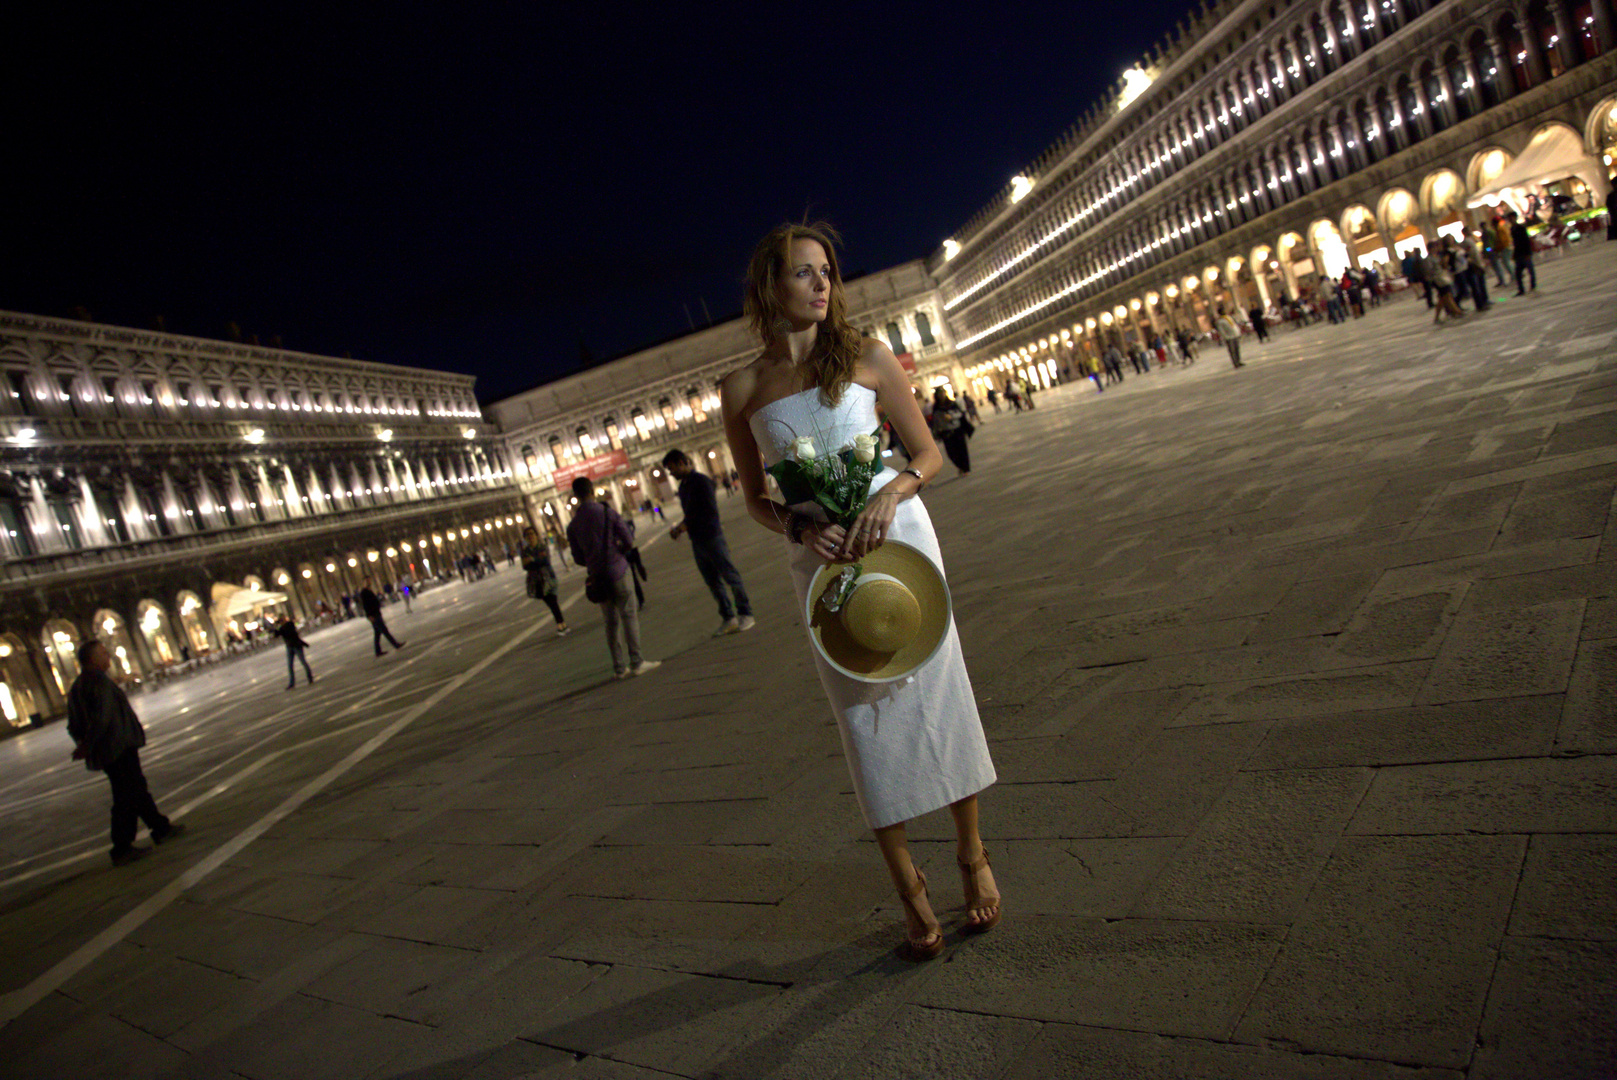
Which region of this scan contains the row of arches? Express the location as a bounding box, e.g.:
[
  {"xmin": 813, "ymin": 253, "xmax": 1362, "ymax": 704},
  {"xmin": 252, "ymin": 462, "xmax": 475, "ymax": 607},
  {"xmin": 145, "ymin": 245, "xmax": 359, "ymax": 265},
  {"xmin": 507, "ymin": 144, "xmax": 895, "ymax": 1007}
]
[
  {"xmin": 0, "ymin": 508, "xmax": 528, "ymax": 727},
  {"xmin": 962, "ymin": 122, "xmax": 1607, "ymax": 395},
  {"xmin": 945, "ymin": 0, "xmax": 1611, "ymax": 342},
  {"xmin": 1, "ymin": 444, "xmax": 513, "ymax": 560}
]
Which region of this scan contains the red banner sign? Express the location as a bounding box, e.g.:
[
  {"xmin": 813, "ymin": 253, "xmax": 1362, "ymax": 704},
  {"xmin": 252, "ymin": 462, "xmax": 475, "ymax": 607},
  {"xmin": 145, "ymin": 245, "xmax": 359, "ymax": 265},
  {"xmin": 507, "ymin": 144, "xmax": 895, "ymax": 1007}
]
[
  {"xmin": 552, "ymin": 449, "xmax": 630, "ymax": 489},
  {"xmin": 896, "ymin": 352, "xmax": 917, "ymax": 373}
]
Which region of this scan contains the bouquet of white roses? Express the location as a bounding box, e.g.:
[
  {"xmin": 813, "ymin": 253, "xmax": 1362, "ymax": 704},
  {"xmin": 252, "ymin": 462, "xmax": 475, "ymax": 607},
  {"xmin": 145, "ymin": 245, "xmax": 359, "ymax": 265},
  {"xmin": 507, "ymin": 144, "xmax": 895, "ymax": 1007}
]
[{"xmin": 766, "ymin": 426, "xmax": 885, "ymax": 529}]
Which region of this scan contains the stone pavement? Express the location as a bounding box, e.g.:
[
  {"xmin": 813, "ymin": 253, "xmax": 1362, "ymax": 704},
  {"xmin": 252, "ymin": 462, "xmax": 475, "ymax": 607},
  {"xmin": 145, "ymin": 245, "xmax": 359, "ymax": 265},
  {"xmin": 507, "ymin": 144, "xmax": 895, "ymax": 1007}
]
[{"xmin": 0, "ymin": 242, "xmax": 1614, "ymax": 1079}]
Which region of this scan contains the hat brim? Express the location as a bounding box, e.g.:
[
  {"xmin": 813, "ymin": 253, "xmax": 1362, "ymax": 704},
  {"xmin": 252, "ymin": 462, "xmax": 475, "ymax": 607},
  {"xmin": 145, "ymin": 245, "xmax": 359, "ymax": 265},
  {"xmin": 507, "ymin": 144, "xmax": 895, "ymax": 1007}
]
[{"xmin": 806, "ymin": 540, "xmax": 951, "ymax": 684}]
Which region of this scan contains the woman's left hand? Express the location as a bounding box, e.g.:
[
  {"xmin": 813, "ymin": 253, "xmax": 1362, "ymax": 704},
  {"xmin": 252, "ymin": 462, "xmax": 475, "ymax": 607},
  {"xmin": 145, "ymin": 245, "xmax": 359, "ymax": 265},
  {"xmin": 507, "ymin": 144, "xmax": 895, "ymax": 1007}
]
[{"xmin": 838, "ymin": 491, "xmax": 900, "ymax": 560}]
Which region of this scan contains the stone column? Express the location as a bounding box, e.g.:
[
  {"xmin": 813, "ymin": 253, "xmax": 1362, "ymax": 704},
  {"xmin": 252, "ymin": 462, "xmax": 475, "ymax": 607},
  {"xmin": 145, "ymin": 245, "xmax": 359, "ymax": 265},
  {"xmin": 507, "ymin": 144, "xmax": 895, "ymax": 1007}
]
[{"xmin": 1550, "ymin": 0, "xmax": 1579, "ymax": 71}]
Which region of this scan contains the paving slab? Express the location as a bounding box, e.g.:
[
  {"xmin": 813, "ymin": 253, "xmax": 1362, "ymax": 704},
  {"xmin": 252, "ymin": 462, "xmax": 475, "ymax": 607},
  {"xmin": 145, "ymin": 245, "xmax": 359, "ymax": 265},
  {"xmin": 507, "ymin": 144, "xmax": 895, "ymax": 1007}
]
[
  {"xmin": 1244, "ymin": 695, "xmax": 1563, "ymax": 770},
  {"xmin": 1233, "ymin": 834, "xmax": 1524, "ymax": 1069},
  {"xmin": 1000, "ymin": 1022, "xmax": 1464, "ymax": 1080},
  {"xmin": 910, "ymin": 916, "xmax": 1284, "ymax": 1039},
  {"xmin": 1347, "ymin": 756, "xmax": 1617, "ymax": 835},
  {"xmin": 1414, "ymin": 599, "xmax": 1584, "ymax": 704},
  {"xmin": 1132, "ymin": 767, "xmax": 1372, "ymax": 922},
  {"xmin": 1470, "ymin": 937, "xmax": 1617, "ymax": 1080},
  {"xmin": 1558, "ymin": 635, "xmax": 1617, "ymax": 752},
  {"xmin": 1505, "ymin": 833, "xmax": 1617, "ymax": 941}
]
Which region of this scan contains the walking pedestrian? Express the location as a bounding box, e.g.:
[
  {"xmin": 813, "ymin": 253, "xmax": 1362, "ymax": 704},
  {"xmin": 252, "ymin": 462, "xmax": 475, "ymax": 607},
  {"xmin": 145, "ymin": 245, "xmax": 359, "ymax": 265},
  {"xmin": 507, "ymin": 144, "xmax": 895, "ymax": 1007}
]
[
  {"xmin": 1403, "ymin": 248, "xmax": 1432, "ymax": 308},
  {"xmin": 274, "ymin": 614, "xmax": 315, "ymax": 688},
  {"xmin": 1422, "ymin": 246, "xmax": 1464, "ymax": 324},
  {"xmin": 567, "ymin": 477, "xmax": 661, "ymax": 678},
  {"xmin": 1507, "ymin": 210, "xmax": 1537, "ymax": 295},
  {"xmin": 664, "ymin": 449, "xmax": 756, "ymax": 636},
  {"xmin": 961, "ymin": 391, "xmax": 981, "ymax": 425},
  {"xmin": 1003, "ymin": 379, "xmax": 1023, "ymax": 412},
  {"xmin": 985, "ymin": 387, "xmax": 1001, "ymax": 413},
  {"xmin": 928, "ymin": 387, "xmax": 973, "ymax": 477},
  {"xmin": 359, "ymin": 577, "xmax": 405, "ymax": 656},
  {"xmin": 1103, "ymin": 342, "xmax": 1125, "ymax": 384},
  {"xmin": 1248, "ymin": 303, "xmax": 1269, "ymax": 342},
  {"xmin": 1462, "ymin": 233, "xmax": 1491, "ymax": 311},
  {"xmin": 520, "ymin": 525, "xmax": 570, "ymax": 636},
  {"xmin": 1085, "ymin": 351, "xmax": 1104, "ymax": 391},
  {"xmin": 1482, "ymin": 222, "xmax": 1512, "ymax": 287},
  {"xmin": 622, "ymin": 513, "xmax": 648, "ymax": 609},
  {"xmin": 1215, "ymin": 307, "xmax": 1244, "ymax": 368},
  {"xmin": 67, "ymin": 640, "xmax": 185, "ymax": 866}
]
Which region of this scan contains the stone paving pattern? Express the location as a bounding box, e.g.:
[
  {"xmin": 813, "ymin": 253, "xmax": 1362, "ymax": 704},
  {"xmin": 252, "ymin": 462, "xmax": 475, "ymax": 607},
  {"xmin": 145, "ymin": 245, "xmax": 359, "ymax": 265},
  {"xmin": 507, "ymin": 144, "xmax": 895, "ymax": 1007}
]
[{"xmin": 1, "ymin": 243, "xmax": 1614, "ymax": 1078}]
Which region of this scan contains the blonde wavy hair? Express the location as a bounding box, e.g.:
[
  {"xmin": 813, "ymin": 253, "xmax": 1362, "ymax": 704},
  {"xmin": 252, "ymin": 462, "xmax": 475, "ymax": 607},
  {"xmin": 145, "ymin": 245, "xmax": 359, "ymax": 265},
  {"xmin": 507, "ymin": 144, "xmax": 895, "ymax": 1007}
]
[{"xmin": 744, "ymin": 221, "xmax": 864, "ymax": 406}]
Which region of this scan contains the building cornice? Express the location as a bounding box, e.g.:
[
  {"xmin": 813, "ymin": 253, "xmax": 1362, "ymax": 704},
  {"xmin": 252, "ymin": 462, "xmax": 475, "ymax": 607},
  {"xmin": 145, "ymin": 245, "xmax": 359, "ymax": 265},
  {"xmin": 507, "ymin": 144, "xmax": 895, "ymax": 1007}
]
[{"xmin": 0, "ymin": 310, "xmax": 477, "ymax": 389}]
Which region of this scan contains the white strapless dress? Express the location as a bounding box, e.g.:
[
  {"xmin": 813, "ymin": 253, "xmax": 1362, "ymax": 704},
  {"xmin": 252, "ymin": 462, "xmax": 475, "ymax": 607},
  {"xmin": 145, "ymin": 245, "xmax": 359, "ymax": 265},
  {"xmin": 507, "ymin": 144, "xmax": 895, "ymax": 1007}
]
[{"xmin": 749, "ymin": 384, "xmax": 996, "ymax": 828}]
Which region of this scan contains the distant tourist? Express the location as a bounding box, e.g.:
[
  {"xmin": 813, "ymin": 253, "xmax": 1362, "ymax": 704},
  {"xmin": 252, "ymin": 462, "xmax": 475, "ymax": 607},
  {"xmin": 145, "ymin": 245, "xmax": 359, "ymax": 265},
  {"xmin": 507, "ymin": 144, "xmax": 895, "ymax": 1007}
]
[
  {"xmin": 359, "ymin": 577, "xmax": 405, "ymax": 656},
  {"xmin": 1215, "ymin": 306, "xmax": 1245, "ymax": 368},
  {"xmin": 929, "ymin": 388, "xmax": 974, "ymax": 477},
  {"xmin": 274, "ymin": 614, "xmax": 315, "ymax": 689},
  {"xmin": 567, "ymin": 477, "xmax": 660, "ymax": 679},
  {"xmin": 664, "ymin": 448, "xmax": 755, "ymax": 636},
  {"xmin": 520, "ymin": 525, "xmax": 570, "ymax": 636},
  {"xmin": 1507, "ymin": 209, "xmax": 1537, "ymax": 295},
  {"xmin": 1248, "ymin": 303, "xmax": 1269, "ymax": 342}
]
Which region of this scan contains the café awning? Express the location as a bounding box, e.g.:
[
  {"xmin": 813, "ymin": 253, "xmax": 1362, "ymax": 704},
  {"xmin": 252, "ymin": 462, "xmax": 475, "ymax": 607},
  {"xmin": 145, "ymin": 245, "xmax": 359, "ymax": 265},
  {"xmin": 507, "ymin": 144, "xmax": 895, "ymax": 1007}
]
[
  {"xmin": 1467, "ymin": 126, "xmax": 1609, "ymax": 208},
  {"xmin": 212, "ymin": 585, "xmax": 290, "ymax": 618}
]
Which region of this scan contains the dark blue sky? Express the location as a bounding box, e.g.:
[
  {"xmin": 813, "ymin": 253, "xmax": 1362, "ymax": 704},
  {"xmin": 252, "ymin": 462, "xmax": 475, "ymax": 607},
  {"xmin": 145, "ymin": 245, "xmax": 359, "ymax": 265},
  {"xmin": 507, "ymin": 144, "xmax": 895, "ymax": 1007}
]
[{"xmin": 7, "ymin": 1, "xmax": 1189, "ymax": 402}]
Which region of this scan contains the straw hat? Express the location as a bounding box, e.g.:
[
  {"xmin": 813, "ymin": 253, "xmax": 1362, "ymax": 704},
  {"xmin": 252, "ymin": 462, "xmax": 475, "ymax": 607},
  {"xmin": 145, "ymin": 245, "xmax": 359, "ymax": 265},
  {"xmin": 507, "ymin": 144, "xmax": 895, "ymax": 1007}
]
[{"xmin": 805, "ymin": 540, "xmax": 951, "ymax": 683}]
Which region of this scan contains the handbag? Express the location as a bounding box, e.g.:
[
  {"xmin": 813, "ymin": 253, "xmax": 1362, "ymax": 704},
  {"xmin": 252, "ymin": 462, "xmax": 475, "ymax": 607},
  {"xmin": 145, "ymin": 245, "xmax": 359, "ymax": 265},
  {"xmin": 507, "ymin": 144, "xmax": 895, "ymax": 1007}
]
[{"xmin": 583, "ymin": 508, "xmax": 614, "ymax": 604}]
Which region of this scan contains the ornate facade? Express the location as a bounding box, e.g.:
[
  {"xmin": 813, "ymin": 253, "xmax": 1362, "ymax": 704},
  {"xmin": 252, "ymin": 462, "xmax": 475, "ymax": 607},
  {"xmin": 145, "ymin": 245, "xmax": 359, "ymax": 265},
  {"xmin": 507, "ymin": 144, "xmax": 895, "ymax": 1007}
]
[
  {"xmin": 928, "ymin": 0, "xmax": 1616, "ymax": 392},
  {"xmin": 0, "ymin": 312, "xmax": 525, "ymax": 725},
  {"xmin": 488, "ymin": 260, "xmax": 956, "ymax": 526}
]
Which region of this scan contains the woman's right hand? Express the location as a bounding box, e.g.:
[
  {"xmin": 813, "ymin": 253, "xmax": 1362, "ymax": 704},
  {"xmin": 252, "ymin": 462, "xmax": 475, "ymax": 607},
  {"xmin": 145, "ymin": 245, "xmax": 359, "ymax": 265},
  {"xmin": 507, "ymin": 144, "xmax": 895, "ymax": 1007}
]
[{"xmin": 804, "ymin": 522, "xmax": 855, "ymax": 563}]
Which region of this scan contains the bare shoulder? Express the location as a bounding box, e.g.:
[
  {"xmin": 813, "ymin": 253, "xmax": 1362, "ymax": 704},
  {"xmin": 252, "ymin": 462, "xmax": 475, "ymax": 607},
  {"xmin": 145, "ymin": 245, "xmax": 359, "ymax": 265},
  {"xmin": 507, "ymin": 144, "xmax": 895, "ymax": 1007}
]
[
  {"xmin": 859, "ymin": 336, "xmax": 904, "ymax": 385},
  {"xmin": 719, "ymin": 360, "xmax": 762, "ymax": 413},
  {"xmin": 720, "ymin": 359, "xmax": 761, "ymax": 396}
]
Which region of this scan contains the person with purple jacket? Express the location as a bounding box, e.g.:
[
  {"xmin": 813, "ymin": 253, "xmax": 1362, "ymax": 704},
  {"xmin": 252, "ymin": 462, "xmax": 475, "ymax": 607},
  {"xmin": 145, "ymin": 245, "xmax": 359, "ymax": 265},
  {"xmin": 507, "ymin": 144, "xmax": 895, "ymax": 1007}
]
[{"xmin": 566, "ymin": 477, "xmax": 662, "ymax": 680}]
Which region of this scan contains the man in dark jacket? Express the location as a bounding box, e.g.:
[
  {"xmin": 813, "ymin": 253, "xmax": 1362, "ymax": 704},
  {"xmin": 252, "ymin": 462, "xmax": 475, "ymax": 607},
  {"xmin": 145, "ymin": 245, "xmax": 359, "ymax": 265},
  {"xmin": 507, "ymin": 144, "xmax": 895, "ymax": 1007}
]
[
  {"xmin": 1507, "ymin": 209, "xmax": 1536, "ymax": 295},
  {"xmin": 67, "ymin": 640, "xmax": 183, "ymax": 865},
  {"xmin": 359, "ymin": 578, "xmax": 405, "ymax": 656},
  {"xmin": 664, "ymin": 449, "xmax": 755, "ymax": 636},
  {"xmin": 274, "ymin": 613, "xmax": 315, "ymax": 688}
]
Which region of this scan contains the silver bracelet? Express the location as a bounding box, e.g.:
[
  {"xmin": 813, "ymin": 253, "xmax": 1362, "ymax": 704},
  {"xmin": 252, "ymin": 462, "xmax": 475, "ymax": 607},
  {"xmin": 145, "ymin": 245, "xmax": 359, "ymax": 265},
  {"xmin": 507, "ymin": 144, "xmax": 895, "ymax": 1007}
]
[{"xmin": 902, "ymin": 468, "xmax": 923, "ymax": 483}]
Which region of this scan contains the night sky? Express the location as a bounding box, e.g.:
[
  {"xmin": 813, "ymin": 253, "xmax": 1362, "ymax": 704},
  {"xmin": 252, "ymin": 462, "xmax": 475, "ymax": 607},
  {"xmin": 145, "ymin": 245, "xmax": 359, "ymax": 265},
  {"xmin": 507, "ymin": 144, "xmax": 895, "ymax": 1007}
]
[{"xmin": 8, "ymin": 2, "xmax": 1190, "ymax": 403}]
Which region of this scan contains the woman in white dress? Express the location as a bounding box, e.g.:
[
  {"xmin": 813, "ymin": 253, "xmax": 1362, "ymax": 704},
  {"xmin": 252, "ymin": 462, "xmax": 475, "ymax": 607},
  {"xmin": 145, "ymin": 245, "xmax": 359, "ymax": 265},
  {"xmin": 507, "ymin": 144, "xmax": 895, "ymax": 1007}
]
[{"xmin": 720, "ymin": 222, "xmax": 1001, "ymax": 961}]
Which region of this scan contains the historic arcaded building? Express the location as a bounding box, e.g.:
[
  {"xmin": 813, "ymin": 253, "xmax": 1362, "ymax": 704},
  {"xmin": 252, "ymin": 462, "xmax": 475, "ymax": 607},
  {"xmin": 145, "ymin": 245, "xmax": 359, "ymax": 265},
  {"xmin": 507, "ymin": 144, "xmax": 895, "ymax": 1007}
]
[
  {"xmin": 933, "ymin": 0, "xmax": 1616, "ymax": 393},
  {"xmin": 488, "ymin": 260, "xmax": 956, "ymax": 526},
  {"xmin": 0, "ymin": 311, "xmax": 525, "ymax": 725}
]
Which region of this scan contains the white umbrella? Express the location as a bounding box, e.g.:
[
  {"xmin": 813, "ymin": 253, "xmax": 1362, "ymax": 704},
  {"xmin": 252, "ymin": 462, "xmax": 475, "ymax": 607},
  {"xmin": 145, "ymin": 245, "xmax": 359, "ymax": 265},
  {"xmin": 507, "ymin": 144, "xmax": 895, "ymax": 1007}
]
[{"xmin": 1467, "ymin": 125, "xmax": 1610, "ymax": 210}]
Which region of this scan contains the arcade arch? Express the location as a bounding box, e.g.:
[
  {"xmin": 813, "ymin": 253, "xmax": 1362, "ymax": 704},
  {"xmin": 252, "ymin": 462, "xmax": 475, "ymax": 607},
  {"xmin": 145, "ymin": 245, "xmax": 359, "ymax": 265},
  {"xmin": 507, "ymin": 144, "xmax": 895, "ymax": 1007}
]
[
  {"xmin": 90, "ymin": 609, "xmax": 137, "ymax": 676},
  {"xmin": 0, "ymin": 633, "xmax": 43, "ymax": 728},
  {"xmin": 41, "ymin": 619, "xmax": 80, "ymax": 696},
  {"xmin": 136, "ymin": 600, "xmax": 180, "ymax": 666}
]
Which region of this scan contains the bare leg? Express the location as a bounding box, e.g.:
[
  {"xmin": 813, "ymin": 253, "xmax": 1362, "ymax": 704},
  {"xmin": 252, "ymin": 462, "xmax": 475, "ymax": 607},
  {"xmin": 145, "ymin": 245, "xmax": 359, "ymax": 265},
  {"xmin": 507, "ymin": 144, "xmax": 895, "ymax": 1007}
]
[
  {"xmin": 949, "ymin": 795, "xmax": 1001, "ymax": 928},
  {"xmin": 874, "ymin": 821, "xmax": 941, "ymax": 951}
]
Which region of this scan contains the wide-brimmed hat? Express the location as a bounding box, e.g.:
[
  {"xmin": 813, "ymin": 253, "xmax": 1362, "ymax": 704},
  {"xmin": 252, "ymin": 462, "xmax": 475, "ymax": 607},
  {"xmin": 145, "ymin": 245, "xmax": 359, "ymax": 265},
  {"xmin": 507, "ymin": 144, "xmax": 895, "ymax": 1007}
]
[{"xmin": 805, "ymin": 540, "xmax": 951, "ymax": 683}]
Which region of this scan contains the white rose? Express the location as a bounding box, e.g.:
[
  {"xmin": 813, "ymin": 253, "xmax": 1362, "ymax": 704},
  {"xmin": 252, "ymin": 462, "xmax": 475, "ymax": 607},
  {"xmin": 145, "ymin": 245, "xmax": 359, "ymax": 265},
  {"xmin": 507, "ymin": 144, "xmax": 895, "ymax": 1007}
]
[
  {"xmin": 793, "ymin": 436, "xmax": 817, "ymax": 461},
  {"xmin": 850, "ymin": 433, "xmax": 878, "ymax": 463}
]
